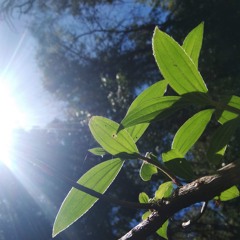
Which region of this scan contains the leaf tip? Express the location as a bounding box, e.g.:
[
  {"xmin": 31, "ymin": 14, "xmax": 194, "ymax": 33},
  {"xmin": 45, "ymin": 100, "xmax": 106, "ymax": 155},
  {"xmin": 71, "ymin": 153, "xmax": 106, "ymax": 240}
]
[
  {"xmin": 52, "ymin": 216, "xmax": 67, "ymax": 238},
  {"xmin": 52, "ymin": 226, "xmax": 58, "ymax": 238},
  {"xmin": 152, "ymin": 26, "xmax": 162, "ymax": 46},
  {"xmin": 153, "ymin": 26, "xmax": 159, "ymax": 34},
  {"xmin": 199, "ymin": 21, "xmax": 204, "ymax": 33}
]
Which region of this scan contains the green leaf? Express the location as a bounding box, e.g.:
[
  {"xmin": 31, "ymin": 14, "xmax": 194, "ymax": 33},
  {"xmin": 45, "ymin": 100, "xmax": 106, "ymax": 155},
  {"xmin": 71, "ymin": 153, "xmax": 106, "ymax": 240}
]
[
  {"xmin": 162, "ymin": 149, "xmax": 194, "ymax": 180},
  {"xmin": 53, "ymin": 158, "xmax": 123, "ymax": 237},
  {"xmin": 217, "ymin": 95, "xmax": 240, "ymax": 124},
  {"xmin": 88, "ymin": 147, "xmax": 107, "ymax": 156},
  {"xmin": 172, "ymin": 109, "xmax": 214, "ymax": 155},
  {"xmin": 142, "ymin": 211, "xmax": 151, "ymax": 220},
  {"xmin": 126, "ymin": 123, "xmax": 149, "ymax": 143},
  {"xmin": 182, "ymin": 22, "xmax": 204, "ymax": 68},
  {"xmin": 182, "ymin": 92, "xmax": 212, "ymax": 106},
  {"xmin": 128, "ymin": 80, "xmax": 168, "ymax": 112},
  {"xmin": 162, "ymin": 149, "xmax": 183, "ymax": 162},
  {"xmin": 207, "ymin": 118, "xmax": 240, "ymax": 164},
  {"xmin": 121, "ymin": 96, "xmax": 184, "ymax": 129},
  {"xmin": 156, "ymin": 220, "xmax": 169, "ymax": 239},
  {"xmin": 155, "ymin": 181, "xmax": 173, "ymax": 199},
  {"xmin": 164, "ymin": 157, "xmax": 194, "ymax": 180},
  {"xmin": 89, "ymin": 116, "xmax": 139, "ymax": 156},
  {"xmin": 140, "ymin": 162, "xmax": 158, "ymax": 181},
  {"xmin": 219, "ymin": 186, "xmax": 239, "ymax": 201},
  {"xmin": 153, "ymin": 27, "xmax": 208, "ymax": 95},
  {"xmin": 139, "ymin": 192, "xmax": 149, "ymax": 204},
  {"xmin": 126, "ymin": 80, "xmax": 168, "ymax": 142}
]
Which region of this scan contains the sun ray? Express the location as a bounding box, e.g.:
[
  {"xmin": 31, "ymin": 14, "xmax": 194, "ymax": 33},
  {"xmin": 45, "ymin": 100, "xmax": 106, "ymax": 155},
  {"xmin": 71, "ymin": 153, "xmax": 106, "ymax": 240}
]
[
  {"xmin": 2, "ymin": 30, "xmax": 27, "ymax": 76},
  {"xmin": 0, "ymin": 81, "xmax": 26, "ymax": 167}
]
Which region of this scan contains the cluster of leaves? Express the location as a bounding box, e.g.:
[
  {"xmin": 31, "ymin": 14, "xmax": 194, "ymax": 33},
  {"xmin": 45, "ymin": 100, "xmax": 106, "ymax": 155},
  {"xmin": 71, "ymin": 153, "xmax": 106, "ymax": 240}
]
[{"xmin": 52, "ymin": 23, "xmax": 240, "ymax": 239}]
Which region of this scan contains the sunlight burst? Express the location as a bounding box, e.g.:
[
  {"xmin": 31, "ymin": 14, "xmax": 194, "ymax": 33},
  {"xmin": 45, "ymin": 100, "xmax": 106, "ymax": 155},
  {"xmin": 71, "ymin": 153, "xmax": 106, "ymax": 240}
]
[{"xmin": 0, "ymin": 82, "xmax": 26, "ymax": 167}]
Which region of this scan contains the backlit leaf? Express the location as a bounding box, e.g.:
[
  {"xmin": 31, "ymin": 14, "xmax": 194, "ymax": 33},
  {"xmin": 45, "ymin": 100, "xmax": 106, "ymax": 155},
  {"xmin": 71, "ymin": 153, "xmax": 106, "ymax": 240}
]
[
  {"xmin": 183, "ymin": 22, "xmax": 204, "ymax": 68},
  {"xmin": 153, "ymin": 27, "xmax": 208, "ymax": 95},
  {"xmin": 140, "ymin": 162, "xmax": 158, "ymax": 181},
  {"xmin": 142, "ymin": 211, "xmax": 151, "ymax": 220},
  {"xmin": 156, "ymin": 220, "xmax": 169, "ymax": 240},
  {"xmin": 128, "ymin": 80, "xmax": 168, "ymax": 112},
  {"xmin": 219, "ymin": 186, "xmax": 239, "ymax": 201},
  {"xmin": 217, "ymin": 95, "xmax": 240, "ymax": 124},
  {"xmin": 89, "ymin": 116, "xmax": 139, "ymax": 156},
  {"xmin": 155, "ymin": 181, "xmax": 173, "ymax": 200},
  {"xmin": 53, "ymin": 158, "xmax": 123, "ymax": 237},
  {"xmin": 162, "ymin": 149, "xmax": 183, "ymax": 162},
  {"xmin": 126, "ymin": 80, "xmax": 168, "ymax": 142},
  {"xmin": 126, "ymin": 123, "xmax": 149, "ymax": 143},
  {"xmin": 88, "ymin": 147, "xmax": 107, "ymax": 156},
  {"xmin": 172, "ymin": 109, "xmax": 214, "ymax": 155},
  {"xmin": 139, "ymin": 192, "xmax": 149, "ymax": 204},
  {"xmin": 207, "ymin": 118, "xmax": 240, "ymax": 164},
  {"xmin": 121, "ymin": 96, "xmax": 184, "ymax": 129}
]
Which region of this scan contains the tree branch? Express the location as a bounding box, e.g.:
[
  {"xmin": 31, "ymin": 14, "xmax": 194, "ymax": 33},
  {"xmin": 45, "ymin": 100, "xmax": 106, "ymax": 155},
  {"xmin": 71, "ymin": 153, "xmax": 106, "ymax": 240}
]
[{"xmin": 119, "ymin": 161, "xmax": 240, "ymax": 240}]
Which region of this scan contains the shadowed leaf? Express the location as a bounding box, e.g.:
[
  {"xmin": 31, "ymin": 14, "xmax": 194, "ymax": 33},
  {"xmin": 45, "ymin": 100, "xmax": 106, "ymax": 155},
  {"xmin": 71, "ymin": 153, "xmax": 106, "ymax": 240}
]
[
  {"xmin": 164, "ymin": 157, "xmax": 194, "ymax": 180},
  {"xmin": 162, "ymin": 148, "xmax": 194, "ymax": 180},
  {"xmin": 216, "ymin": 95, "xmax": 240, "ymax": 124},
  {"xmin": 207, "ymin": 118, "xmax": 240, "ymax": 165}
]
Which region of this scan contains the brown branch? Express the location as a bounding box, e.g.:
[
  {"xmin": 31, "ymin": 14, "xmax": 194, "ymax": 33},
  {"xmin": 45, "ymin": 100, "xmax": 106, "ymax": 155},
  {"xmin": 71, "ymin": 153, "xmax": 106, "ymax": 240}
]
[{"xmin": 119, "ymin": 161, "xmax": 240, "ymax": 240}]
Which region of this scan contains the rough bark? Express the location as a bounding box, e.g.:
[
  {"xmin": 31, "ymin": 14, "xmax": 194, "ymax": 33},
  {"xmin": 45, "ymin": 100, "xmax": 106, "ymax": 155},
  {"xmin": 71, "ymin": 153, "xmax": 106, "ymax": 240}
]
[{"xmin": 119, "ymin": 161, "xmax": 240, "ymax": 240}]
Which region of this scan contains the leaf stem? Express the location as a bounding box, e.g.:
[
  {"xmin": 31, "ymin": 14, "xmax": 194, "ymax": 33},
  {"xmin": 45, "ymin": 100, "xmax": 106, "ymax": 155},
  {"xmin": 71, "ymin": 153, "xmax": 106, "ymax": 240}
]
[
  {"xmin": 138, "ymin": 154, "xmax": 182, "ymax": 186},
  {"xmin": 210, "ymin": 99, "xmax": 240, "ymax": 115}
]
